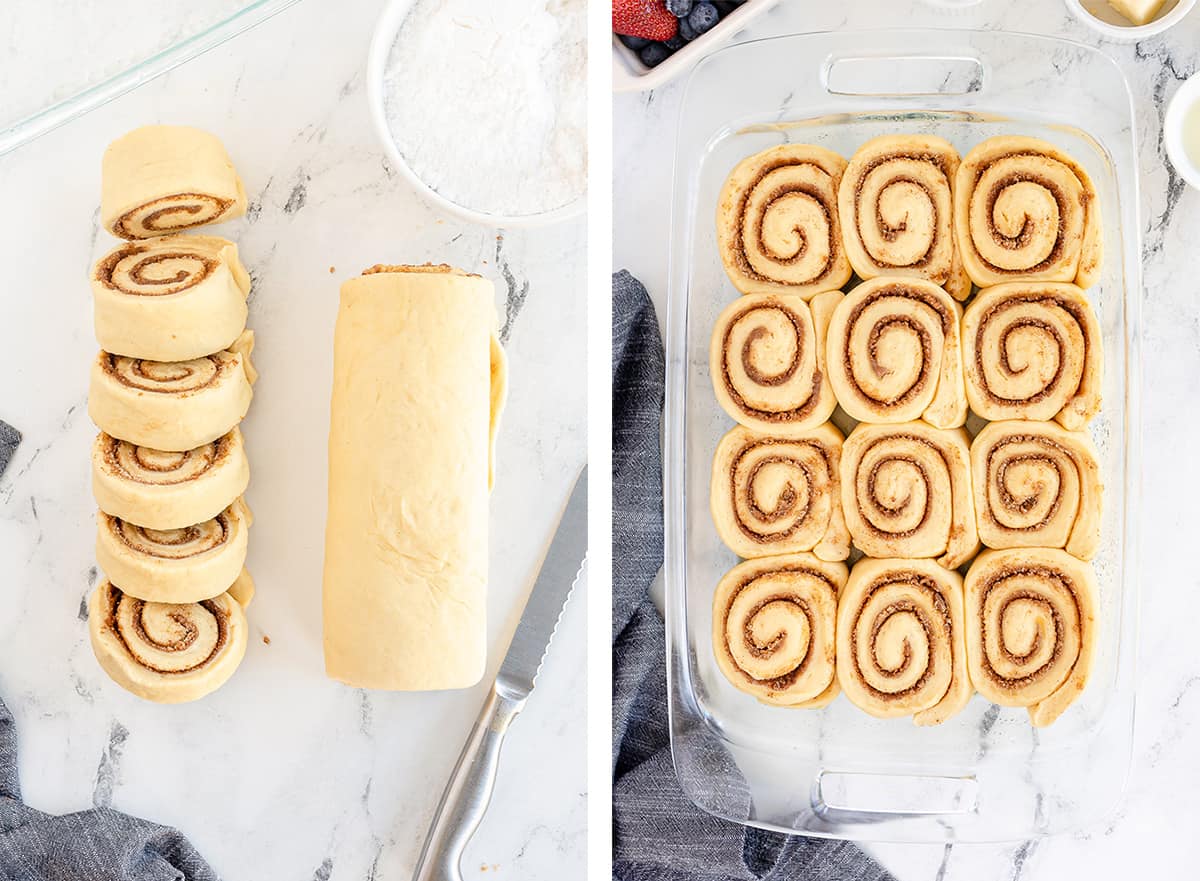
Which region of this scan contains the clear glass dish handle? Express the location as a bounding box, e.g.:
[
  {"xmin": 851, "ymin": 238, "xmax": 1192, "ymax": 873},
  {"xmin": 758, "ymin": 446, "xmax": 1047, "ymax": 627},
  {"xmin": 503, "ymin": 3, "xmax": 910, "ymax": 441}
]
[{"xmin": 820, "ymin": 51, "xmax": 987, "ymax": 97}]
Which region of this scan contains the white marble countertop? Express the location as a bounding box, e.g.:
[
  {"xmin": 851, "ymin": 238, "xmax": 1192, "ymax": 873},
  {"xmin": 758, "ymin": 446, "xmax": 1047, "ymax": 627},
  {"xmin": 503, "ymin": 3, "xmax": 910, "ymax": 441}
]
[
  {"xmin": 0, "ymin": 2, "xmax": 586, "ymax": 879},
  {"xmin": 616, "ymin": 2, "xmax": 1200, "ymax": 879}
]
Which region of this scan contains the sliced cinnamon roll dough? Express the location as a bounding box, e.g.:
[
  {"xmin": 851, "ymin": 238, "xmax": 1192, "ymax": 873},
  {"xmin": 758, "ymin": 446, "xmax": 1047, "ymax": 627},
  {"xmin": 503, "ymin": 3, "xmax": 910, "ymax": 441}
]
[
  {"xmin": 92, "ymin": 235, "xmax": 250, "ymax": 361},
  {"xmin": 963, "ymin": 282, "xmax": 1102, "ymax": 429},
  {"xmin": 836, "ymin": 558, "xmax": 972, "ymax": 725},
  {"xmin": 710, "ymin": 291, "xmax": 842, "ymax": 436},
  {"xmin": 713, "ymin": 553, "xmax": 848, "ymax": 708},
  {"xmin": 88, "ymin": 331, "xmax": 255, "ymax": 452},
  {"xmin": 955, "ymin": 136, "xmax": 1102, "ymax": 288},
  {"xmin": 838, "ymin": 135, "xmax": 970, "ymax": 300},
  {"xmin": 92, "ymin": 429, "xmax": 250, "ymax": 530},
  {"xmin": 826, "ymin": 277, "xmax": 967, "ymax": 428},
  {"xmin": 101, "ymin": 126, "xmax": 247, "ymax": 240},
  {"xmin": 88, "ymin": 577, "xmax": 249, "ymax": 703},
  {"xmin": 710, "ymin": 423, "xmax": 850, "ymax": 561},
  {"xmin": 717, "ymin": 144, "xmax": 852, "ymax": 298},
  {"xmin": 96, "ymin": 499, "xmax": 251, "ymax": 604},
  {"xmin": 964, "ymin": 548, "xmax": 1097, "ymax": 727},
  {"xmin": 323, "ymin": 264, "xmax": 506, "ymax": 691},
  {"xmin": 841, "ymin": 421, "xmax": 980, "ymax": 569},
  {"xmin": 971, "ymin": 420, "xmax": 1102, "ymax": 561}
]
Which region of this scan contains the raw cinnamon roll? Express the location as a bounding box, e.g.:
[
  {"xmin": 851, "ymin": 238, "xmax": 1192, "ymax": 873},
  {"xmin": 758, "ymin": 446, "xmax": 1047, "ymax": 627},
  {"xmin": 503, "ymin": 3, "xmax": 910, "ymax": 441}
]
[
  {"xmin": 955, "ymin": 136, "xmax": 1102, "ymax": 288},
  {"xmin": 838, "ymin": 135, "xmax": 970, "ymax": 300},
  {"xmin": 101, "ymin": 126, "xmax": 247, "ymax": 240},
  {"xmin": 88, "ymin": 331, "xmax": 255, "ymax": 452},
  {"xmin": 964, "ymin": 548, "xmax": 1097, "ymax": 726},
  {"xmin": 92, "ymin": 429, "xmax": 250, "ymax": 531},
  {"xmin": 716, "ymin": 144, "xmax": 852, "ymax": 298},
  {"xmin": 836, "ymin": 558, "xmax": 971, "ymax": 725},
  {"xmin": 88, "ymin": 576, "xmax": 250, "ymax": 703},
  {"xmin": 712, "ymin": 553, "xmax": 848, "ymax": 708},
  {"xmin": 826, "ymin": 277, "xmax": 968, "ymax": 428},
  {"xmin": 710, "ymin": 291, "xmax": 842, "ymax": 435},
  {"xmin": 95, "ymin": 500, "xmax": 251, "ymax": 604},
  {"xmin": 970, "ymin": 421, "xmax": 1102, "ymax": 561},
  {"xmin": 92, "ymin": 235, "xmax": 250, "ymax": 361},
  {"xmin": 710, "ymin": 424, "xmax": 850, "ymax": 561},
  {"xmin": 841, "ymin": 422, "xmax": 979, "ymax": 569},
  {"xmin": 963, "ymin": 282, "xmax": 1102, "ymax": 429}
]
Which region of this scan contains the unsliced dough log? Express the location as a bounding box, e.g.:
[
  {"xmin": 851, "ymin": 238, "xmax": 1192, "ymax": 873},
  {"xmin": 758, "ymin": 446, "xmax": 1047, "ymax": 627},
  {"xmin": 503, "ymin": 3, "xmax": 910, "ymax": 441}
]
[
  {"xmin": 88, "ymin": 331, "xmax": 255, "ymax": 452},
  {"xmin": 322, "ymin": 265, "xmax": 507, "ymax": 690},
  {"xmin": 91, "ymin": 429, "xmax": 250, "ymax": 530},
  {"xmin": 92, "ymin": 235, "xmax": 250, "ymax": 361},
  {"xmin": 96, "ymin": 499, "xmax": 251, "ymax": 604},
  {"xmin": 101, "ymin": 126, "xmax": 247, "ymax": 239},
  {"xmin": 88, "ymin": 575, "xmax": 250, "ymax": 703}
]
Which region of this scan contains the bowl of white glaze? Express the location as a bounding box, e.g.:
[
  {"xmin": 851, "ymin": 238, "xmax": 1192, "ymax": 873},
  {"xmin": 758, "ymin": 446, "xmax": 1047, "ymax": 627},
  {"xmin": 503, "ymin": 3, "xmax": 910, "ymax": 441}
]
[
  {"xmin": 367, "ymin": 0, "xmax": 586, "ymax": 227},
  {"xmin": 1064, "ymin": 0, "xmax": 1196, "ymax": 41},
  {"xmin": 1165, "ymin": 74, "xmax": 1200, "ymax": 189}
]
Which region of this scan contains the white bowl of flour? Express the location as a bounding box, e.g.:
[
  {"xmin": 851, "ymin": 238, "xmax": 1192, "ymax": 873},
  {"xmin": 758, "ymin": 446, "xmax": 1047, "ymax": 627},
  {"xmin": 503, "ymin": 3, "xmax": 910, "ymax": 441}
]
[{"xmin": 367, "ymin": 0, "xmax": 586, "ymax": 227}]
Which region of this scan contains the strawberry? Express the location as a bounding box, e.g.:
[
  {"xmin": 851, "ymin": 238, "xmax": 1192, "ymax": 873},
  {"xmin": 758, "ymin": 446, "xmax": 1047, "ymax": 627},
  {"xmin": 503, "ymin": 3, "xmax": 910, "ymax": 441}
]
[{"xmin": 613, "ymin": 0, "xmax": 679, "ymax": 42}]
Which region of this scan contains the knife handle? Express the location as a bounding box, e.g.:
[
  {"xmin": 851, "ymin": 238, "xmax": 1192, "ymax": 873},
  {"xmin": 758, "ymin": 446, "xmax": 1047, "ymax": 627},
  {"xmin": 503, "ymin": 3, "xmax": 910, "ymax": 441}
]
[{"xmin": 412, "ymin": 687, "xmax": 527, "ymax": 881}]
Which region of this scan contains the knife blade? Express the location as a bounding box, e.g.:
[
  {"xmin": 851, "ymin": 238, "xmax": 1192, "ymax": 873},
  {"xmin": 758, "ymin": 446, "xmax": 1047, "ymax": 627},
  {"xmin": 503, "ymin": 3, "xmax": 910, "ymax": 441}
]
[
  {"xmin": 496, "ymin": 465, "xmax": 588, "ymax": 699},
  {"xmin": 412, "ymin": 466, "xmax": 588, "ymax": 881}
]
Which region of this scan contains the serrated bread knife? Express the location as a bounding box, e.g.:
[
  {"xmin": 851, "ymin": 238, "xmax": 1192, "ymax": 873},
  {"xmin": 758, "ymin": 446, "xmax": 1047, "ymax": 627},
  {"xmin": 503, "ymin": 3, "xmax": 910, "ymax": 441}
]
[{"xmin": 412, "ymin": 466, "xmax": 588, "ymax": 881}]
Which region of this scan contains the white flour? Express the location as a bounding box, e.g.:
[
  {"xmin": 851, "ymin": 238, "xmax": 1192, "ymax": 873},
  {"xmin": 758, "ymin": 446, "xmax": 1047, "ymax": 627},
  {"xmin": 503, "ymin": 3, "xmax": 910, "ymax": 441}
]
[{"xmin": 382, "ymin": 0, "xmax": 587, "ymax": 219}]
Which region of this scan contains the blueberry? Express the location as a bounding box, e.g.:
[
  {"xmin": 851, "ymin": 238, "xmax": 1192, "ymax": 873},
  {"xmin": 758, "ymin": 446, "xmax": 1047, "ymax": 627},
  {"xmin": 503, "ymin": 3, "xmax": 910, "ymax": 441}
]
[
  {"xmin": 662, "ymin": 33, "xmax": 685, "ymax": 50},
  {"xmin": 688, "ymin": 2, "xmax": 720, "ymax": 34},
  {"xmin": 639, "ymin": 42, "xmax": 673, "ymax": 67},
  {"xmin": 713, "ymin": 1, "xmax": 741, "ymax": 13},
  {"xmin": 678, "ymin": 17, "xmax": 698, "ymax": 40},
  {"xmin": 618, "ymin": 34, "xmax": 651, "ymax": 51},
  {"xmin": 666, "ymin": 0, "xmax": 694, "ymax": 15}
]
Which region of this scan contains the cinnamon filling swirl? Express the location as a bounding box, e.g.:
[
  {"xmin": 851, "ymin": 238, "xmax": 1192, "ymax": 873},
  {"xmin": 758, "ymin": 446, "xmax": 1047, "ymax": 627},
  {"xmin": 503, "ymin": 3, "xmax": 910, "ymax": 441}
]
[
  {"xmin": 103, "ymin": 584, "xmax": 229, "ymax": 675},
  {"xmin": 110, "ymin": 514, "xmax": 230, "ymax": 560},
  {"xmin": 104, "ymin": 435, "xmax": 226, "ymax": 486},
  {"xmin": 96, "ymin": 243, "xmax": 219, "ymax": 295},
  {"xmin": 102, "ymin": 353, "xmax": 224, "ymax": 393},
  {"xmin": 114, "ymin": 193, "xmax": 233, "ymax": 239}
]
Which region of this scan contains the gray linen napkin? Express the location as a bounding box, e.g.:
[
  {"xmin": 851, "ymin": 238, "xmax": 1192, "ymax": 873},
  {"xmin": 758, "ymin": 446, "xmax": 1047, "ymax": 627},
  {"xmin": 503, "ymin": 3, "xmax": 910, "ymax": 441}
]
[
  {"xmin": 0, "ymin": 421, "xmax": 19, "ymax": 480},
  {"xmin": 0, "ymin": 697, "xmax": 218, "ymax": 880},
  {"xmin": 0, "ymin": 419, "xmax": 217, "ymax": 880},
  {"xmin": 611, "ymin": 271, "xmax": 894, "ymax": 881}
]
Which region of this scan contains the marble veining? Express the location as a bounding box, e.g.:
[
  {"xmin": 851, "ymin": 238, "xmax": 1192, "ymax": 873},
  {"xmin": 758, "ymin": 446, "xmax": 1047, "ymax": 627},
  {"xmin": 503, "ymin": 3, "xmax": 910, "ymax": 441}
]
[
  {"xmin": 0, "ymin": 1, "xmax": 585, "ymax": 879},
  {"xmin": 617, "ymin": 2, "xmax": 1200, "ymax": 878}
]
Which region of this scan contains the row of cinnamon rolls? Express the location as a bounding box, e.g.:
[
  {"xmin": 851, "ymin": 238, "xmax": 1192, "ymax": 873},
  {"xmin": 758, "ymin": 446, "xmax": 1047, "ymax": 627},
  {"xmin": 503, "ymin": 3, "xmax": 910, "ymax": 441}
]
[
  {"xmin": 86, "ymin": 126, "xmax": 255, "ymax": 704},
  {"xmin": 717, "ymin": 135, "xmax": 1101, "ymax": 301},
  {"xmin": 713, "ymin": 549, "xmax": 1096, "ymax": 727}
]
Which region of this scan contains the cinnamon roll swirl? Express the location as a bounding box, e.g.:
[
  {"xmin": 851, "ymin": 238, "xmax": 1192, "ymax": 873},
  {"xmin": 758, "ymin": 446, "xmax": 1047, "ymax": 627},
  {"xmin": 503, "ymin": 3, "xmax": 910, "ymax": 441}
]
[
  {"xmin": 838, "ymin": 135, "xmax": 970, "ymax": 300},
  {"xmin": 710, "ymin": 424, "xmax": 850, "ymax": 561},
  {"xmin": 92, "ymin": 429, "xmax": 250, "ymax": 531},
  {"xmin": 964, "ymin": 548, "xmax": 1097, "ymax": 727},
  {"xmin": 710, "ymin": 291, "xmax": 842, "ymax": 435},
  {"xmin": 826, "ymin": 277, "xmax": 968, "ymax": 428},
  {"xmin": 713, "ymin": 553, "xmax": 848, "ymax": 708},
  {"xmin": 716, "ymin": 144, "xmax": 852, "ymax": 298},
  {"xmin": 101, "ymin": 126, "xmax": 247, "ymax": 240},
  {"xmin": 88, "ymin": 331, "xmax": 255, "ymax": 452},
  {"xmin": 88, "ymin": 576, "xmax": 250, "ymax": 703},
  {"xmin": 92, "ymin": 235, "xmax": 251, "ymax": 361},
  {"xmin": 836, "ymin": 558, "xmax": 972, "ymax": 725},
  {"xmin": 963, "ymin": 282, "xmax": 1102, "ymax": 429},
  {"xmin": 96, "ymin": 500, "xmax": 251, "ymax": 604},
  {"xmin": 955, "ymin": 136, "xmax": 1102, "ymax": 288},
  {"xmin": 841, "ymin": 422, "xmax": 979, "ymax": 569},
  {"xmin": 970, "ymin": 421, "xmax": 1102, "ymax": 561}
]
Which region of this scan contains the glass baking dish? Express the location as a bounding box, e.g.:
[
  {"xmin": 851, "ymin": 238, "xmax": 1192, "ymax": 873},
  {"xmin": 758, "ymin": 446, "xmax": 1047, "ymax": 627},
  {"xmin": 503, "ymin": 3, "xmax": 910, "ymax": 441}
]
[
  {"xmin": 0, "ymin": 0, "xmax": 302, "ymax": 156},
  {"xmin": 662, "ymin": 29, "xmax": 1142, "ymax": 843}
]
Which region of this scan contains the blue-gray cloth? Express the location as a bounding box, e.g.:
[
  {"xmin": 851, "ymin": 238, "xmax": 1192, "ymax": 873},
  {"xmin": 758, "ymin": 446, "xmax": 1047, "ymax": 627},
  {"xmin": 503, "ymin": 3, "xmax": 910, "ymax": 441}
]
[
  {"xmin": 611, "ymin": 271, "xmax": 893, "ymax": 881},
  {"xmin": 0, "ymin": 421, "xmax": 19, "ymax": 480},
  {"xmin": 0, "ymin": 420, "xmax": 217, "ymax": 880}
]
